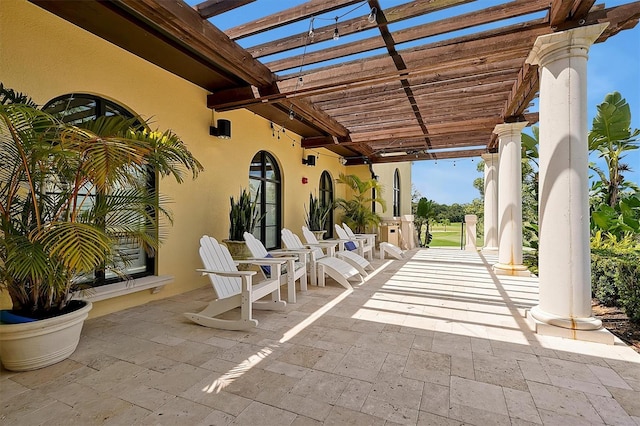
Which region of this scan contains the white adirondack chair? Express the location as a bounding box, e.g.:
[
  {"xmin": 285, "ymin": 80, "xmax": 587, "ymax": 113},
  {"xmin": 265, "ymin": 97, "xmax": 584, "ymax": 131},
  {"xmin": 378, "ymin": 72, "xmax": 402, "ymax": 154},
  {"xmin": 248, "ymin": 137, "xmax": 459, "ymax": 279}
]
[
  {"xmin": 342, "ymin": 223, "xmax": 376, "ymax": 254},
  {"xmin": 335, "ymin": 223, "xmax": 373, "ymax": 260},
  {"xmin": 281, "ymin": 228, "xmax": 362, "ymax": 289},
  {"xmin": 301, "ymin": 226, "xmax": 339, "ymax": 257},
  {"xmin": 243, "ymin": 232, "xmax": 307, "ymax": 303},
  {"xmin": 379, "ymin": 242, "xmax": 406, "ymax": 260},
  {"xmin": 184, "ymin": 236, "xmax": 286, "ymax": 330}
]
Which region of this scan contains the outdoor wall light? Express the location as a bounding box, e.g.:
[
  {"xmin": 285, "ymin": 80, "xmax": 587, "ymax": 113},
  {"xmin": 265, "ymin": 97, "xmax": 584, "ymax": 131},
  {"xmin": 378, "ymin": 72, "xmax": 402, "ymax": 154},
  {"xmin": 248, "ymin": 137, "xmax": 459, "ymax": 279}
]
[
  {"xmin": 210, "ymin": 119, "xmax": 231, "ymax": 139},
  {"xmin": 302, "ymin": 154, "xmax": 316, "ymax": 166}
]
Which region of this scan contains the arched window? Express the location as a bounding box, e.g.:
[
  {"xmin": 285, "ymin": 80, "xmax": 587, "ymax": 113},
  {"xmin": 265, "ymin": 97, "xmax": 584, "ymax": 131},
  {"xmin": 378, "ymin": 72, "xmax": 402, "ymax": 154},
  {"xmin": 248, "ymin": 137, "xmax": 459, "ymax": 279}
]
[
  {"xmin": 319, "ymin": 171, "xmax": 334, "ymax": 238},
  {"xmin": 249, "ymin": 151, "xmax": 281, "ymax": 250},
  {"xmin": 393, "ymin": 168, "xmax": 401, "ymax": 216},
  {"xmin": 42, "ymin": 94, "xmax": 153, "ymax": 287}
]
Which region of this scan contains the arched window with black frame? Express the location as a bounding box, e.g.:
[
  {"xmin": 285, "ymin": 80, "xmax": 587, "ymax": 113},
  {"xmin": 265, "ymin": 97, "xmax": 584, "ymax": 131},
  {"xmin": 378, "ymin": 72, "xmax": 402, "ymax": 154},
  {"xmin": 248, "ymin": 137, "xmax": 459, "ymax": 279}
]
[
  {"xmin": 393, "ymin": 168, "xmax": 401, "ymax": 217},
  {"xmin": 319, "ymin": 171, "xmax": 334, "ymax": 238},
  {"xmin": 249, "ymin": 151, "xmax": 281, "ymax": 250},
  {"xmin": 42, "ymin": 94, "xmax": 154, "ymax": 287}
]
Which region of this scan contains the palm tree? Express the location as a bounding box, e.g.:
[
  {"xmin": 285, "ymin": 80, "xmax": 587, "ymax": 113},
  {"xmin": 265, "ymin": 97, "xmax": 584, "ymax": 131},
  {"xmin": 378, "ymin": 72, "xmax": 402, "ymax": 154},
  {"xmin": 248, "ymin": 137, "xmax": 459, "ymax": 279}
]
[
  {"xmin": 415, "ymin": 197, "xmax": 435, "ymax": 246},
  {"xmin": 335, "ymin": 173, "xmax": 386, "ymax": 233},
  {"xmin": 0, "ymin": 85, "xmax": 203, "ymax": 317}
]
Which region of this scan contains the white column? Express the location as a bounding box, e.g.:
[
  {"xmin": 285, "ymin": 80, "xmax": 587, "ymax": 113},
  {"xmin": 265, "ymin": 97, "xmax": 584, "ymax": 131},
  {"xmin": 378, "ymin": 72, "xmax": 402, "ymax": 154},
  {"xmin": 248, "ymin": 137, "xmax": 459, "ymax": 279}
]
[
  {"xmin": 465, "ymin": 214, "xmax": 478, "ymax": 252},
  {"xmin": 493, "ymin": 122, "xmax": 529, "ymax": 276},
  {"xmin": 527, "ymin": 24, "xmax": 608, "ymax": 333},
  {"xmin": 481, "ymin": 153, "xmax": 499, "ymax": 253}
]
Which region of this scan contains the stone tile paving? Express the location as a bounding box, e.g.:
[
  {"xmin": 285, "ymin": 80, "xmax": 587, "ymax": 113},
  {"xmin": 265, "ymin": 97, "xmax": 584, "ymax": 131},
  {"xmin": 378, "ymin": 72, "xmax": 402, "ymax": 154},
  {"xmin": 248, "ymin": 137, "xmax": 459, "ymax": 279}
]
[{"xmin": 2, "ymin": 248, "xmax": 640, "ymax": 425}]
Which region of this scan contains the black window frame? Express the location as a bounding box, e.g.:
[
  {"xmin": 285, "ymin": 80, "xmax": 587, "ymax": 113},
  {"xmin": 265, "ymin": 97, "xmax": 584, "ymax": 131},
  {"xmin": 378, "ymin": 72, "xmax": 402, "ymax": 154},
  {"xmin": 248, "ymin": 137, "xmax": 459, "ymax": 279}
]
[
  {"xmin": 393, "ymin": 168, "xmax": 401, "ymax": 217},
  {"xmin": 319, "ymin": 171, "xmax": 334, "ymax": 238},
  {"xmin": 249, "ymin": 151, "xmax": 282, "ymax": 250},
  {"xmin": 42, "ymin": 94, "xmax": 155, "ymax": 287}
]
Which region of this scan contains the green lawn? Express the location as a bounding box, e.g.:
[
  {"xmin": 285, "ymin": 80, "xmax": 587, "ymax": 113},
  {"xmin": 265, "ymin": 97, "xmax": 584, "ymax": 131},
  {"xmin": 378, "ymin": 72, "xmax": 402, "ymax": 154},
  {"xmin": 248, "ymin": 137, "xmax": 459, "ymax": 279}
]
[{"xmin": 418, "ymin": 223, "xmax": 482, "ymax": 248}]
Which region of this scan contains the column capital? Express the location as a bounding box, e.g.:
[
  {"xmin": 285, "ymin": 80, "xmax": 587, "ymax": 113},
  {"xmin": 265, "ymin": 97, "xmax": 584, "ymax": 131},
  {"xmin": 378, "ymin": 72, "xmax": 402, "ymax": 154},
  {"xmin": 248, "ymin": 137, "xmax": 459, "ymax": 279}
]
[
  {"xmin": 526, "ymin": 23, "xmax": 608, "ymax": 67},
  {"xmin": 493, "ymin": 121, "xmax": 528, "ymax": 139}
]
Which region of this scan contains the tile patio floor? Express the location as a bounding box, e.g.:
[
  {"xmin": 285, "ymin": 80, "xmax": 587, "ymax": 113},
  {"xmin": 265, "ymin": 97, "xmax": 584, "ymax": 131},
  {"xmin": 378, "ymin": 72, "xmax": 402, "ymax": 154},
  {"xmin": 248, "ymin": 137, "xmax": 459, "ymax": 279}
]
[{"xmin": 1, "ymin": 248, "xmax": 640, "ymax": 425}]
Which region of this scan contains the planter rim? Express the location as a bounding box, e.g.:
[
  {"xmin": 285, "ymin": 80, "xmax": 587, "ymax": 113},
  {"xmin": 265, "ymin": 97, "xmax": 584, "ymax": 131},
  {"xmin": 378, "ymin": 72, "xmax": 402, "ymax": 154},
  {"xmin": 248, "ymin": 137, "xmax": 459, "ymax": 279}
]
[{"xmin": 0, "ymin": 300, "xmax": 92, "ymax": 337}]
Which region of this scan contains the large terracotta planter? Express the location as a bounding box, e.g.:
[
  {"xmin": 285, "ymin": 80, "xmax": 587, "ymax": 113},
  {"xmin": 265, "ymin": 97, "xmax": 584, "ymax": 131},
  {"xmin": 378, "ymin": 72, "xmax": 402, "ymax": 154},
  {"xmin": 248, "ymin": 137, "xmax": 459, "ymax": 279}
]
[{"xmin": 0, "ymin": 300, "xmax": 92, "ymax": 371}]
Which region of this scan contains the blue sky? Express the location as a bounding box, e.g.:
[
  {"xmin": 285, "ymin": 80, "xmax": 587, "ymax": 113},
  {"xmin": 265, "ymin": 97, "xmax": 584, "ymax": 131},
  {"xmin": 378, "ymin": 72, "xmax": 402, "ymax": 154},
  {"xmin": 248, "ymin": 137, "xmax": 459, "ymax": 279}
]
[
  {"xmin": 200, "ymin": 0, "xmax": 640, "ymax": 205},
  {"xmin": 415, "ymin": 6, "xmax": 640, "ymax": 204}
]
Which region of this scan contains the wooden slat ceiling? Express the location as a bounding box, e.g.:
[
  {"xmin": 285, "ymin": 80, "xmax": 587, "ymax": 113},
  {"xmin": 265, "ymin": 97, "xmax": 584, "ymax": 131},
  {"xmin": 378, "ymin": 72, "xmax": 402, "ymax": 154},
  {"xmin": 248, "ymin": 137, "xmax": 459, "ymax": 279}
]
[{"xmin": 31, "ymin": 0, "xmax": 640, "ymax": 165}]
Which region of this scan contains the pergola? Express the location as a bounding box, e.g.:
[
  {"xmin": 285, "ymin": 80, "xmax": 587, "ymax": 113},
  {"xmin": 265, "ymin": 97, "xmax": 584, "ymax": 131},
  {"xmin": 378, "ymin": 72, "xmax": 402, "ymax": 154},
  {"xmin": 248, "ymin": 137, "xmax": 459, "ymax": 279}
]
[
  {"xmin": 31, "ymin": 0, "xmax": 640, "ymax": 165},
  {"xmin": 28, "ymin": 0, "xmax": 639, "ymax": 340}
]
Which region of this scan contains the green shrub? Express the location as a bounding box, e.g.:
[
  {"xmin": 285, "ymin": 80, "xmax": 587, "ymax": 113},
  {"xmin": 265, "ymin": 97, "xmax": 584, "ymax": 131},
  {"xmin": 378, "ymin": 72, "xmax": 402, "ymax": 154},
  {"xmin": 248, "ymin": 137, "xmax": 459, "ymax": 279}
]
[
  {"xmin": 591, "ymin": 250, "xmax": 620, "ymax": 306},
  {"xmin": 590, "ymin": 236, "xmax": 640, "ymax": 324},
  {"xmin": 523, "ymin": 250, "xmax": 538, "ymax": 276},
  {"xmin": 617, "ymin": 258, "xmax": 640, "ymax": 323}
]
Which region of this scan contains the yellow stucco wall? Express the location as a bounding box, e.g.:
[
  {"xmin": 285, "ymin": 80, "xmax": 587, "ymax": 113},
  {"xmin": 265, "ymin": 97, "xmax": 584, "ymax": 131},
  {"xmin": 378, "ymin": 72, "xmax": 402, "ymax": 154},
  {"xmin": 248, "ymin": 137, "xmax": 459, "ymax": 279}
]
[
  {"xmin": 0, "ymin": 0, "xmax": 412, "ymax": 317},
  {"xmin": 372, "ymin": 162, "xmax": 413, "ymax": 218}
]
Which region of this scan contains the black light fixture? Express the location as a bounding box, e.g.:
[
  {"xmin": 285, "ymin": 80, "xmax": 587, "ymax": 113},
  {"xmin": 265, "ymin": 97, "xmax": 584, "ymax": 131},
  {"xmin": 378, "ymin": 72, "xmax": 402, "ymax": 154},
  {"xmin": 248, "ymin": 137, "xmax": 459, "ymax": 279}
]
[
  {"xmin": 302, "ymin": 154, "xmax": 316, "ymax": 166},
  {"xmin": 210, "ymin": 119, "xmax": 231, "ymax": 139}
]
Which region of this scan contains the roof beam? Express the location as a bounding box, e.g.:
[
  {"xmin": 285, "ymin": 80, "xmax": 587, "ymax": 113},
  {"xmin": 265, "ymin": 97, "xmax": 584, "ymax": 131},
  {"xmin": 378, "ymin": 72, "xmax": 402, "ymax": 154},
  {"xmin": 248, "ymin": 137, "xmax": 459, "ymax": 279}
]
[
  {"xmin": 194, "ymin": 0, "xmax": 256, "ymax": 18},
  {"xmin": 550, "ymin": 0, "xmax": 576, "ymax": 26},
  {"xmin": 247, "ymin": 0, "xmax": 473, "ymax": 58},
  {"xmin": 278, "ymin": 23, "xmax": 546, "ymax": 90},
  {"xmin": 372, "ymin": 149, "xmax": 486, "ymax": 163},
  {"xmin": 266, "ymin": 0, "xmax": 550, "ymax": 72},
  {"xmin": 112, "ymin": 0, "xmax": 275, "ymax": 86},
  {"xmin": 208, "ymin": 36, "xmax": 537, "ymax": 111},
  {"xmin": 225, "ymin": 0, "xmax": 364, "ymax": 40},
  {"xmin": 347, "ymin": 117, "xmax": 501, "ymax": 143},
  {"xmin": 311, "ymin": 67, "xmax": 518, "ymax": 104}
]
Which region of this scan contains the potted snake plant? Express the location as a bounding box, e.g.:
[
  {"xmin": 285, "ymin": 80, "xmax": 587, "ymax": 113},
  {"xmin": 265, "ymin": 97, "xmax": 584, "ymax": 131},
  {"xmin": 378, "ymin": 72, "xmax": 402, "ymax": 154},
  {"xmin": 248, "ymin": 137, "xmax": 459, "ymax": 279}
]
[
  {"xmin": 223, "ymin": 188, "xmax": 263, "ymax": 260},
  {"xmin": 0, "ymin": 84, "xmax": 202, "ymax": 371},
  {"xmin": 305, "ymin": 193, "xmax": 332, "ymax": 240}
]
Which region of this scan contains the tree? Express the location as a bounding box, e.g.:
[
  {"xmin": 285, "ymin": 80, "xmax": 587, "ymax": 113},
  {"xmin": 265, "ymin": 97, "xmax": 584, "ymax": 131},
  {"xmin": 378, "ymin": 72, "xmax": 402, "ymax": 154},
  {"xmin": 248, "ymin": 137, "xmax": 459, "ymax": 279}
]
[
  {"xmin": 589, "ymin": 91, "xmax": 639, "ymax": 208},
  {"xmin": 588, "ymin": 92, "xmax": 640, "ymax": 239},
  {"xmin": 415, "ymin": 197, "xmax": 435, "ymax": 246},
  {"xmin": 335, "ymin": 173, "xmax": 386, "ymax": 233},
  {"xmin": 521, "ymin": 127, "xmax": 540, "ymax": 248},
  {"xmin": 473, "ymin": 160, "xmax": 485, "ymax": 198}
]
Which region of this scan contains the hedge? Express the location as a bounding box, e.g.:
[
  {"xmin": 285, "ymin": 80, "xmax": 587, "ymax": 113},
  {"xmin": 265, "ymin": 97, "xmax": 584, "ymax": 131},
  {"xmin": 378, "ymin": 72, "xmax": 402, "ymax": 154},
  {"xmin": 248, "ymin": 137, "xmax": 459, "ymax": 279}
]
[{"xmin": 591, "ymin": 248, "xmax": 640, "ymax": 324}]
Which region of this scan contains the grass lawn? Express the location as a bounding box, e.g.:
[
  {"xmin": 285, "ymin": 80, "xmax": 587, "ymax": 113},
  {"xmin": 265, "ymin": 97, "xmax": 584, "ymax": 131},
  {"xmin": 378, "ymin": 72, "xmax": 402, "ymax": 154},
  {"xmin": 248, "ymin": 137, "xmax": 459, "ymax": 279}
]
[{"xmin": 419, "ymin": 223, "xmax": 482, "ymax": 248}]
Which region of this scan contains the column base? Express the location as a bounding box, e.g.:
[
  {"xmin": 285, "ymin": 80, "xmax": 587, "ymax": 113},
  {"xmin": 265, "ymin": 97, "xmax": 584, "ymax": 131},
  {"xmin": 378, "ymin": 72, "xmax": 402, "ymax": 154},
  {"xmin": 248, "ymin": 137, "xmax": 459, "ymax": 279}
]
[
  {"xmin": 526, "ymin": 307, "xmax": 613, "ymax": 345},
  {"xmin": 482, "ymin": 246, "xmax": 498, "ymax": 254},
  {"xmin": 493, "ymin": 263, "xmax": 530, "ymax": 277}
]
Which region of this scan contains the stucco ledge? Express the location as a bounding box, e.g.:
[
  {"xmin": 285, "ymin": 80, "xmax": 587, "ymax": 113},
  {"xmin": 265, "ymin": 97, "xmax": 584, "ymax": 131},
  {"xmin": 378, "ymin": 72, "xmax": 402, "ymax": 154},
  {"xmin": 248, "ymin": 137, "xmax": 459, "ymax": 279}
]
[{"xmin": 73, "ymin": 275, "xmax": 174, "ymax": 303}]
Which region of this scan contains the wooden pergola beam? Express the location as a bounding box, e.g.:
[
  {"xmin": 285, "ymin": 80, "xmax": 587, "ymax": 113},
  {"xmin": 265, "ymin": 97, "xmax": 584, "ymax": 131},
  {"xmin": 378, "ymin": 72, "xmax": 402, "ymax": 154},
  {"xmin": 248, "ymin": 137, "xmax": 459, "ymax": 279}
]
[
  {"xmin": 278, "ymin": 25, "xmax": 546, "ymax": 90},
  {"xmin": 193, "ymin": 0, "xmax": 255, "ymax": 18},
  {"xmin": 266, "ymin": 0, "xmax": 550, "ymax": 72},
  {"xmin": 372, "ymin": 149, "xmax": 486, "ymax": 163},
  {"xmin": 208, "ymin": 32, "xmax": 539, "ymax": 112},
  {"xmin": 224, "ymin": 0, "xmax": 364, "ymax": 40},
  {"xmin": 247, "ymin": 0, "xmax": 473, "ymax": 59}
]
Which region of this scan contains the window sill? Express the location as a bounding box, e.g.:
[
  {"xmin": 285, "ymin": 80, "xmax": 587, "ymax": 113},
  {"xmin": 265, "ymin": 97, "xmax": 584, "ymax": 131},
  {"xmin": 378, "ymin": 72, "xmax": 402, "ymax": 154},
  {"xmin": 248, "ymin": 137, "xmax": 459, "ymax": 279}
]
[{"xmin": 75, "ymin": 275, "xmax": 174, "ymax": 302}]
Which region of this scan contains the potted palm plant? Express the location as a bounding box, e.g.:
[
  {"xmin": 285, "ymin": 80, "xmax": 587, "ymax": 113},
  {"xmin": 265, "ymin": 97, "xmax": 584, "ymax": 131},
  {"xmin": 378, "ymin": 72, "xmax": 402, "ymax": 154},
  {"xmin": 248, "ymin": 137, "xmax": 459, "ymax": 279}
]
[
  {"xmin": 305, "ymin": 193, "xmax": 332, "ymax": 240},
  {"xmin": 0, "ymin": 85, "xmax": 202, "ymax": 371},
  {"xmin": 335, "ymin": 173, "xmax": 386, "ymax": 233},
  {"xmin": 223, "ymin": 188, "xmax": 262, "ymax": 260}
]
